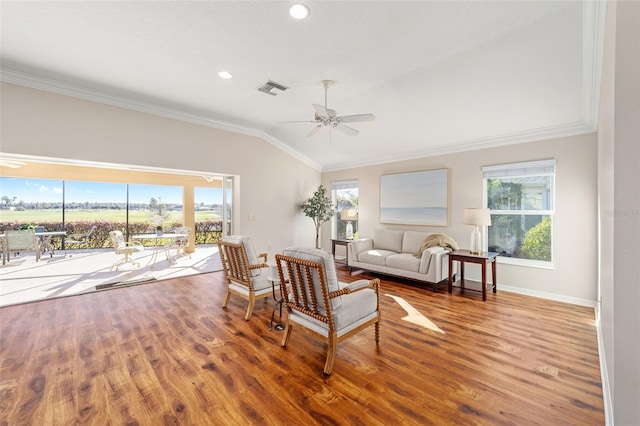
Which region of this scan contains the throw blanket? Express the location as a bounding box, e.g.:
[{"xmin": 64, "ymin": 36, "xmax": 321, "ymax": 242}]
[{"xmin": 414, "ymin": 233, "xmax": 459, "ymax": 258}]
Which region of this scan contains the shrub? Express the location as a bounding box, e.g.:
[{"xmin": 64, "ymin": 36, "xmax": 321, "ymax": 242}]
[{"xmin": 521, "ymin": 217, "xmax": 551, "ymax": 261}]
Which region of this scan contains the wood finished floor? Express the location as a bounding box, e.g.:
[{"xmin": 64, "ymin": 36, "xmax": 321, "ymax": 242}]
[{"xmin": 0, "ymin": 267, "xmax": 604, "ymax": 425}]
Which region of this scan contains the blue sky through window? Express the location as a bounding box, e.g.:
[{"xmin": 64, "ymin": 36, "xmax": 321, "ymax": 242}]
[{"xmin": 0, "ymin": 178, "xmax": 223, "ymax": 204}]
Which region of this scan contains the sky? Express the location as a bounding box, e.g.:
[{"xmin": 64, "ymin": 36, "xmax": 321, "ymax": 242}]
[{"xmin": 0, "ymin": 178, "xmax": 224, "ymax": 204}]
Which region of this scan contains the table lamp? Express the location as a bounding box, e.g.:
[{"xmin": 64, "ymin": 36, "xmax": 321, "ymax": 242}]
[
  {"xmin": 341, "ymin": 208, "xmax": 358, "ymax": 240},
  {"xmin": 462, "ymin": 208, "xmax": 491, "ymax": 255}
]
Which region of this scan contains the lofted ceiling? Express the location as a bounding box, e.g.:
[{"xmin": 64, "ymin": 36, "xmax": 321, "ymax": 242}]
[{"xmin": 0, "ymin": 1, "xmax": 604, "ymax": 171}]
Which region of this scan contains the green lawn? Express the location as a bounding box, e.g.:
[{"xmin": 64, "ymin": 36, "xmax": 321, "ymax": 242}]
[{"xmin": 0, "ymin": 209, "xmax": 218, "ymax": 223}]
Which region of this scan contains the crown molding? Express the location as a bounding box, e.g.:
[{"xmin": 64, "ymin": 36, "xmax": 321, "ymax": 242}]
[
  {"xmin": 0, "ymin": 68, "xmax": 322, "ymax": 172},
  {"xmin": 322, "ymin": 120, "xmax": 594, "ymax": 172},
  {"xmin": 2, "ymin": 0, "xmax": 605, "ymax": 179}
]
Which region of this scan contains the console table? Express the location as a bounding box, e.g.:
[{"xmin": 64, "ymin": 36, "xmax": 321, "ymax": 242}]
[{"xmin": 448, "ymin": 250, "xmax": 498, "ymax": 301}]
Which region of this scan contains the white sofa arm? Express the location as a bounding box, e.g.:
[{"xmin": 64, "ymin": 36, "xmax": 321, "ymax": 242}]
[
  {"xmin": 348, "ymin": 238, "xmax": 373, "ymax": 263},
  {"xmin": 418, "ymin": 246, "xmax": 445, "ymax": 274}
]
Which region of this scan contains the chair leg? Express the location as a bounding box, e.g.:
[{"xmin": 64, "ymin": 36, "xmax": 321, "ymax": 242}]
[
  {"xmin": 375, "ymin": 321, "xmax": 380, "ymax": 344},
  {"xmin": 222, "ymin": 289, "xmax": 231, "ymax": 308},
  {"xmin": 244, "ymin": 294, "xmax": 256, "ymax": 320},
  {"xmin": 324, "ymin": 333, "xmax": 338, "ymax": 375},
  {"xmin": 111, "ymin": 253, "xmax": 140, "ymax": 271},
  {"xmin": 281, "ymin": 322, "xmax": 292, "ymax": 347}
]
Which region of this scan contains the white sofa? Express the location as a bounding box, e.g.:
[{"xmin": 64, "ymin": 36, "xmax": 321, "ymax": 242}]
[{"xmin": 347, "ymin": 229, "xmax": 454, "ymax": 291}]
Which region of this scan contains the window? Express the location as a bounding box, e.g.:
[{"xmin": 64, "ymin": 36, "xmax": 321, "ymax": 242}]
[
  {"xmin": 331, "ymin": 180, "xmax": 359, "ymax": 240},
  {"xmin": 1, "ymin": 171, "xmax": 233, "ymax": 246},
  {"xmin": 483, "ymin": 159, "xmax": 555, "ymax": 266}
]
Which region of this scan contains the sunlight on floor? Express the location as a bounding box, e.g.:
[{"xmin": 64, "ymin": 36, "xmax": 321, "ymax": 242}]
[{"xmin": 386, "ymin": 293, "xmax": 445, "ymax": 334}]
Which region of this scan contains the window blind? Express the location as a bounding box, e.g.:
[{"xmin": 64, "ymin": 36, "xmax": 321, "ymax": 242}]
[
  {"xmin": 483, "ymin": 159, "xmax": 556, "ymax": 179},
  {"xmin": 331, "ymin": 180, "xmax": 359, "ymax": 190}
]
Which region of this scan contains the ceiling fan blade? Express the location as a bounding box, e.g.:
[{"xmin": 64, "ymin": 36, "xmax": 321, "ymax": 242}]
[
  {"xmin": 338, "ymin": 113, "xmax": 375, "ymax": 123},
  {"xmin": 306, "ymin": 125, "xmax": 322, "ymax": 138},
  {"xmin": 327, "ymin": 108, "xmax": 337, "ymax": 118},
  {"xmin": 335, "ymin": 123, "xmax": 359, "ymax": 136},
  {"xmin": 312, "ymin": 104, "xmax": 328, "ymax": 118}
]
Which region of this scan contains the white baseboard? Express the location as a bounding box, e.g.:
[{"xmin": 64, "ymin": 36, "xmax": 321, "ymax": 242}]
[
  {"xmin": 595, "ymin": 306, "xmax": 614, "ymax": 425},
  {"xmin": 499, "ymin": 284, "xmax": 597, "ymax": 308}
]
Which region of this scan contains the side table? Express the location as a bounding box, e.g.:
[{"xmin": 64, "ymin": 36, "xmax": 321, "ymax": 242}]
[
  {"xmin": 267, "ymin": 265, "xmax": 285, "ymax": 331},
  {"xmin": 331, "ymin": 238, "xmax": 351, "ymax": 269},
  {"xmin": 448, "ymin": 250, "xmax": 498, "ymax": 301}
]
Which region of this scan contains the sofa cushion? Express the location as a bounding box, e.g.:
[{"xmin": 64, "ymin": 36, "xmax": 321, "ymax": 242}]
[
  {"xmin": 386, "ymin": 253, "xmax": 421, "ymax": 273},
  {"xmin": 402, "ymin": 231, "xmax": 432, "ymax": 254},
  {"xmin": 358, "ymin": 249, "xmax": 396, "ymax": 267},
  {"xmin": 372, "ymin": 229, "xmax": 404, "ymax": 253}
]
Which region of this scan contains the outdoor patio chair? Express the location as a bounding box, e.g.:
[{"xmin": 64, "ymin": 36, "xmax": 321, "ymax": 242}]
[
  {"xmin": 3, "ymin": 229, "xmax": 41, "ymax": 265},
  {"xmin": 108, "ymin": 230, "xmax": 144, "ymax": 271},
  {"xmin": 275, "ymin": 247, "xmax": 381, "ymax": 375},
  {"xmin": 218, "ymin": 235, "xmax": 274, "ymax": 320},
  {"xmin": 66, "ymin": 225, "xmax": 96, "ymax": 252},
  {"xmin": 166, "ymin": 226, "xmax": 191, "ymax": 260}
]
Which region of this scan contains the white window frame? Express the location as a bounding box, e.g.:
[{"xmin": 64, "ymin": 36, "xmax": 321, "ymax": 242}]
[
  {"xmin": 483, "ymin": 159, "xmax": 556, "ymax": 268},
  {"xmin": 330, "ymin": 180, "xmax": 359, "ymax": 240}
]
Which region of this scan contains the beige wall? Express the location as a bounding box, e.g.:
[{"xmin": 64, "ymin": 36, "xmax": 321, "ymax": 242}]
[
  {"xmin": 323, "ymin": 132, "xmax": 598, "ymax": 304},
  {"xmin": 0, "ymin": 82, "xmax": 320, "ymax": 257},
  {"xmin": 598, "ymin": 0, "xmax": 640, "ymax": 423}
]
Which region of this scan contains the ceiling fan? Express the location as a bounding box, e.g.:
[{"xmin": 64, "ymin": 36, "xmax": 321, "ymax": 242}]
[{"xmin": 280, "ymin": 80, "xmax": 375, "ymax": 139}]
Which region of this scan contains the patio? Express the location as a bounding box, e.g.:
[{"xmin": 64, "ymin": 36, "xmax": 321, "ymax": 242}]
[{"xmin": 0, "ymin": 244, "xmax": 221, "ymax": 307}]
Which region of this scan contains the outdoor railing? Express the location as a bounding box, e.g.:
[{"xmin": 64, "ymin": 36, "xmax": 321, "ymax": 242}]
[{"xmin": 0, "ymin": 219, "xmax": 224, "ymax": 250}]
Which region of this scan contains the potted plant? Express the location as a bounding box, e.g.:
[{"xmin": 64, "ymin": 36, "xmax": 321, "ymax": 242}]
[
  {"xmin": 300, "ymin": 185, "xmax": 336, "ymax": 249},
  {"xmin": 153, "ymin": 215, "xmax": 164, "ymax": 235}
]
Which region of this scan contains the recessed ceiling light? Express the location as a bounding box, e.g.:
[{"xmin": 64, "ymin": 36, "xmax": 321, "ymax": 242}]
[
  {"xmin": 289, "ymin": 4, "xmax": 309, "ymax": 20},
  {"xmin": 217, "ymin": 71, "xmax": 233, "ymax": 79}
]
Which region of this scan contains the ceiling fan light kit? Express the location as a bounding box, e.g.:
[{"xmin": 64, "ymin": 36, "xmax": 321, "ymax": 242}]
[
  {"xmin": 280, "ymin": 80, "xmax": 375, "ymax": 140},
  {"xmin": 289, "ymin": 4, "xmax": 310, "ymax": 20}
]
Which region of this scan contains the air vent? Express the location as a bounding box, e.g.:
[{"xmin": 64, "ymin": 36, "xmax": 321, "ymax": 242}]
[{"xmin": 257, "ymin": 80, "xmax": 289, "ymax": 96}]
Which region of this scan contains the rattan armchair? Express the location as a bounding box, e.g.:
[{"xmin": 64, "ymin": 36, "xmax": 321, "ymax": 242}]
[
  {"xmin": 218, "ymin": 236, "xmax": 274, "ymax": 320},
  {"xmin": 275, "ymin": 247, "xmax": 381, "ymax": 375}
]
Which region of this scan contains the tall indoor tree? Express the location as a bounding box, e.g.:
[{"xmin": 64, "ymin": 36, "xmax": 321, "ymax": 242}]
[{"xmin": 300, "ymin": 185, "xmax": 336, "ymax": 249}]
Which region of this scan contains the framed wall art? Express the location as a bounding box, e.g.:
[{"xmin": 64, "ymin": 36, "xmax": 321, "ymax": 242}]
[{"xmin": 379, "ymin": 168, "xmax": 449, "ymax": 226}]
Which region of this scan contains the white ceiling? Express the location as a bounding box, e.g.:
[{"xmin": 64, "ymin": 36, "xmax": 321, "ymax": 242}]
[{"xmin": 0, "ymin": 1, "xmax": 603, "ymax": 171}]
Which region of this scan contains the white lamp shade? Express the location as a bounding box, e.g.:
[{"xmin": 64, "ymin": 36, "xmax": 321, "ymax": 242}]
[
  {"xmin": 341, "ymin": 208, "xmax": 358, "ymax": 221},
  {"xmin": 462, "ymin": 208, "xmax": 491, "ymax": 226}
]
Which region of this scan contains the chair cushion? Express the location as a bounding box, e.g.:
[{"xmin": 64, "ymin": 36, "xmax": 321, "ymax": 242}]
[
  {"xmin": 222, "ymin": 235, "xmax": 262, "ymax": 277},
  {"xmin": 288, "ymin": 288, "xmax": 378, "ymax": 337},
  {"xmin": 332, "ymin": 288, "xmax": 378, "ymax": 330},
  {"xmin": 231, "ymin": 272, "xmax": 271, "ymax": 292},
  {"xmin": 283, "ymin": 247, "xmax": 342, "ymax": 311}
]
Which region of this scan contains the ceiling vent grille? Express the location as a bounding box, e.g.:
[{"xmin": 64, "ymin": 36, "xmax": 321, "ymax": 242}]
[{"xmin": 257, "ymin": 80, "xmax": 289, "ymax": 96}]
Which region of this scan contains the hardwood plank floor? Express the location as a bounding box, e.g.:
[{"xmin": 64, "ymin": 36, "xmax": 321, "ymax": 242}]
[{"xmin": 0, "ymin": 267, "xmax": 604, "ymax": 425}]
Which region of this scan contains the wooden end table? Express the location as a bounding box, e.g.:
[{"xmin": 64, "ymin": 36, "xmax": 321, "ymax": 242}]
[
  {"xmin": 331, "ymin": 238, "xmax": 351, "ymax": 269},
  {"xmin": 448, "ymin": 250, "xmax": 498, "ymax": 301}
]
